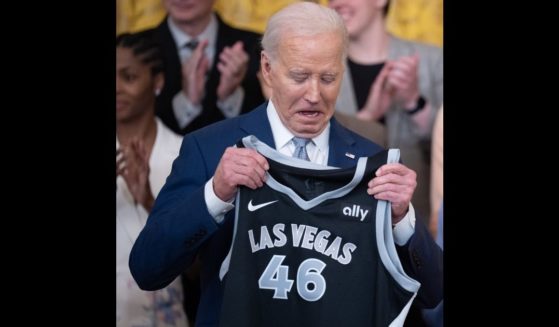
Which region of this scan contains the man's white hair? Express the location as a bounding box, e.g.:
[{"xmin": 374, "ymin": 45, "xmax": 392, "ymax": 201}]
[{"xmin": 261, "ymin": 2, "xmax": 348, "ymax": 62}]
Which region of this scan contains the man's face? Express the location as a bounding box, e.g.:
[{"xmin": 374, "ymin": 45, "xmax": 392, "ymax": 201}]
[
  {"xmin": 164, "ymin": 0, "xmax": 215, "ymax": 25},
  {"xmin": 261, "ymin": 32, "xmax": 344, "ymax": 138},
  {"xmin": 328, "ymin": 0, "xmax": 383, "ymax": 38}
]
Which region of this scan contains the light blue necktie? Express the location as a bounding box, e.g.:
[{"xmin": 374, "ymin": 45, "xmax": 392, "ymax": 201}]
[{"xmin": 292, "ymin": 137, "xmax": 311, "ymax": 161}]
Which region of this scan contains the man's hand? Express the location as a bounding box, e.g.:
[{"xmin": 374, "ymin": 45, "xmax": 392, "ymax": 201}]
[
  {"xmin": 386, "ymin": 54, "xmax": 420, "ymax": 109},
  {"xmin": 213, "ymin": 147, "xmax": 269, "ymax": 202},
  {"xmin": 216, "ymin": 41, "xmax": 249, "ymax": 101},
  {"xmin": 181, "ymin": 40, "xmax": 210, "ymax": 105},
  {"xmin": 367, "ymin": 163, "xmax": 417, "ymax": 224},
  {"xmin": 116, "ymin": 138, "xmax": 154, "ymax": 211},
  {"xmin": 357, "ymin": 61, "xmax": 395, "ymax": 121}
]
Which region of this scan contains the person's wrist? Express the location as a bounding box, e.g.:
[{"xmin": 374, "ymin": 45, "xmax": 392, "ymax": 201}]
[
  {"xmin": 213, "ymin": 177, "xmax": 235, "ymax": 202},
  {"xmin": 392, "ymin": 213, "xmax": 406, "ymax": 227},
  {"xmin": 217, "ymin": 86, "xmax": 237, "ymax": 101},
  {"xmin": 405, "ymin": 95, "xmax": 426, "ymax": 115}
]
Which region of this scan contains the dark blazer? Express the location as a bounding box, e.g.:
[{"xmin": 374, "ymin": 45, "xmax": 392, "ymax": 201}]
[
  {"xmin": 151, "ymin": 14, "xmax": 265, "ymax": 135},
  {"xmin": 129, "ymin": 102, "xmax": 443, "ymax": 326}
]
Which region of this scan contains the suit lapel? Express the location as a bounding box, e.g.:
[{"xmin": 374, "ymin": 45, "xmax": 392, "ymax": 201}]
[
  {"xmin": 328, "ymin": 118, "xmax": 359, "ymax": 168},
  {"xmin": 239, "ymin": 102, "xmax": 275, "ymax": 147},
  {"xmin": 157, "ymin": 19, "xmax": 182, "ymax": 94},
  {"xmin": 214, "ymin": 15, "xmax": 228, "ymax": 70}
]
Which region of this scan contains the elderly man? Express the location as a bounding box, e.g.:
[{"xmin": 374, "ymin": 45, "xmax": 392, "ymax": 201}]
[{"xmin": 130, "ymin": 3, "xmax": 442, "ymax": 326}]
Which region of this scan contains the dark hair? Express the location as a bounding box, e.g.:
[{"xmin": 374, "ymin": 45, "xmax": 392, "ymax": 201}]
[{"xmin": 116, "ymin": 30, "xmax": 164, "ymax": 75}]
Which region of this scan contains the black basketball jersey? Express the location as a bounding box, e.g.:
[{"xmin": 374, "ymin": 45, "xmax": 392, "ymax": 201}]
[{"xmin": 218, "ymin": 135, "xmax": 420, "ymax": 327}]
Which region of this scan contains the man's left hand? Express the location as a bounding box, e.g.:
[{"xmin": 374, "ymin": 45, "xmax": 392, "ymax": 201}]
[
  {"xmin": 367, "ymin": 163, "xmax": 417, "ymax": 224},
  {"xmin": 217, "ymin": 41, "xmax": 249, "ymax": 100},
  {"xmin": 386, "ymin": 54, "xmax": 420, "ymax": 109}
]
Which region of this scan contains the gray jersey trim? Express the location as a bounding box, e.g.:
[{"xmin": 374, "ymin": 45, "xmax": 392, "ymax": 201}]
[
  {"xmin": 265, "ymin": 158, "xmax": 366, "ymax": 210},
  {"xmin": 242, "ymin": 135, "xmax": 338, "ymax": 170},
  {"xmin": 219, "ymin": 192, "xmax": 241, "ymax": 280},
  {"xmin": 375, "ymin": 149, "xmax": 421, "ymax": 327},
  {"xmin": 242, "ymin": 135, "xmax": 366, "ymax": 210}
]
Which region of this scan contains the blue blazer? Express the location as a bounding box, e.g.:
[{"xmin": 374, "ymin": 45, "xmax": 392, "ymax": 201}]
[{"xmin": 130, "ymin": 102, "xmax": 443, "ymax": 326}]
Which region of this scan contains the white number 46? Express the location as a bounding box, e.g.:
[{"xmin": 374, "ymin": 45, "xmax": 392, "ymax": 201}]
[{"xmin": 258, "ymin": 254, "xmax": 326, "ymax": 302}]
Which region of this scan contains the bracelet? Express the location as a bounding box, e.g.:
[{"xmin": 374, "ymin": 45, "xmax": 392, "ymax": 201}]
[{"xmin": 406, "ymin": 96, "xmax": 426, "ymax": 115}]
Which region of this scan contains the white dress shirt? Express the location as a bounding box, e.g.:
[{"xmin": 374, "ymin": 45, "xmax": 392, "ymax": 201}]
[
  {"xmin": 204, "ymin": 101, "xmax": 416, "ymax": 244},
  {"xmin": 167, "ymin": 13, "xmax": 244, "ymax": 129}
]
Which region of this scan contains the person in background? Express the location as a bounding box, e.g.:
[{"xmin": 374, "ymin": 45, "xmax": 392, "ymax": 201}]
[
  {"xmin": 129, "ymin": 3, "xmax": 442, "ymax": 326},
  {"xmin": 328, "ymin": 0, "xmax": 443, "ymax": 224},
  {"xmin": 147, "ymin": 1, "xmax": 266, "ymax": 319},
  {"xmin": 148, "ymin": 0, "xmax": 264, "ymax": 135},
  {"xmin": 421, "ymin": 105, "xmax": 443, "ymax": 326},
  {"xmin": 422, "ymin": 200, "xmax": 443, "ymax": 327},
  {"xmin": 117, "ymin": 30, "xmax": 188, "ymax": 327},
  {"xmin": 429, "ymin": 105, "xmax": 443, "ymax": 238}
]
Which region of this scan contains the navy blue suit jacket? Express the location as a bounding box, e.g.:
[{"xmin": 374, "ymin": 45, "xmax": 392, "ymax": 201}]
[{"xmin": 129, "ymin": 102, "xmax": 443, "ymax": 326}]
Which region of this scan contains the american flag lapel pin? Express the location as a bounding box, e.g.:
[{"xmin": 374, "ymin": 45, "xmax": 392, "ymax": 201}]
[{"xmin": 345, "ymin": 152, "xmax": 355, "ymax": 159}]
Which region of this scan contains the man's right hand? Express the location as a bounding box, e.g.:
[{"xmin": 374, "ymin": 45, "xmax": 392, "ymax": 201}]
[
  {"xmin": 213, "ymin": 147, "xmax": 269, "ymax": 202},
  {"xmin": 181, "ymin": 40, "xmax": 210, "ymax": 105}
]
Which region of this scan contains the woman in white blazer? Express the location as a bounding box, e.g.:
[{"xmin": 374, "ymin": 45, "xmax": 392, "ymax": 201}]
[{"xmin": 116, "ymin": 30, "xmax": 188, "ymax": 327}]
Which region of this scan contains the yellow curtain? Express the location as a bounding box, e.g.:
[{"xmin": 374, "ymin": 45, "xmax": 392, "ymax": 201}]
[
  {"xmin": 116, "ymin": 0, "xmax": 312, "ymax": 35},
  {"xmin": 116, "ymin": 0, "xmax": 443, "ymax": 47},
  {"xmin": 116, "ymin": 0, "xmax": 166, "ymax": 34},
  {"xmin": 213, "ymin": 0, "xmax": 328, "ymax": 34},
  {"xmin": 386, "ymin": 0, "xmax": 443, "ymax": 47}
]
